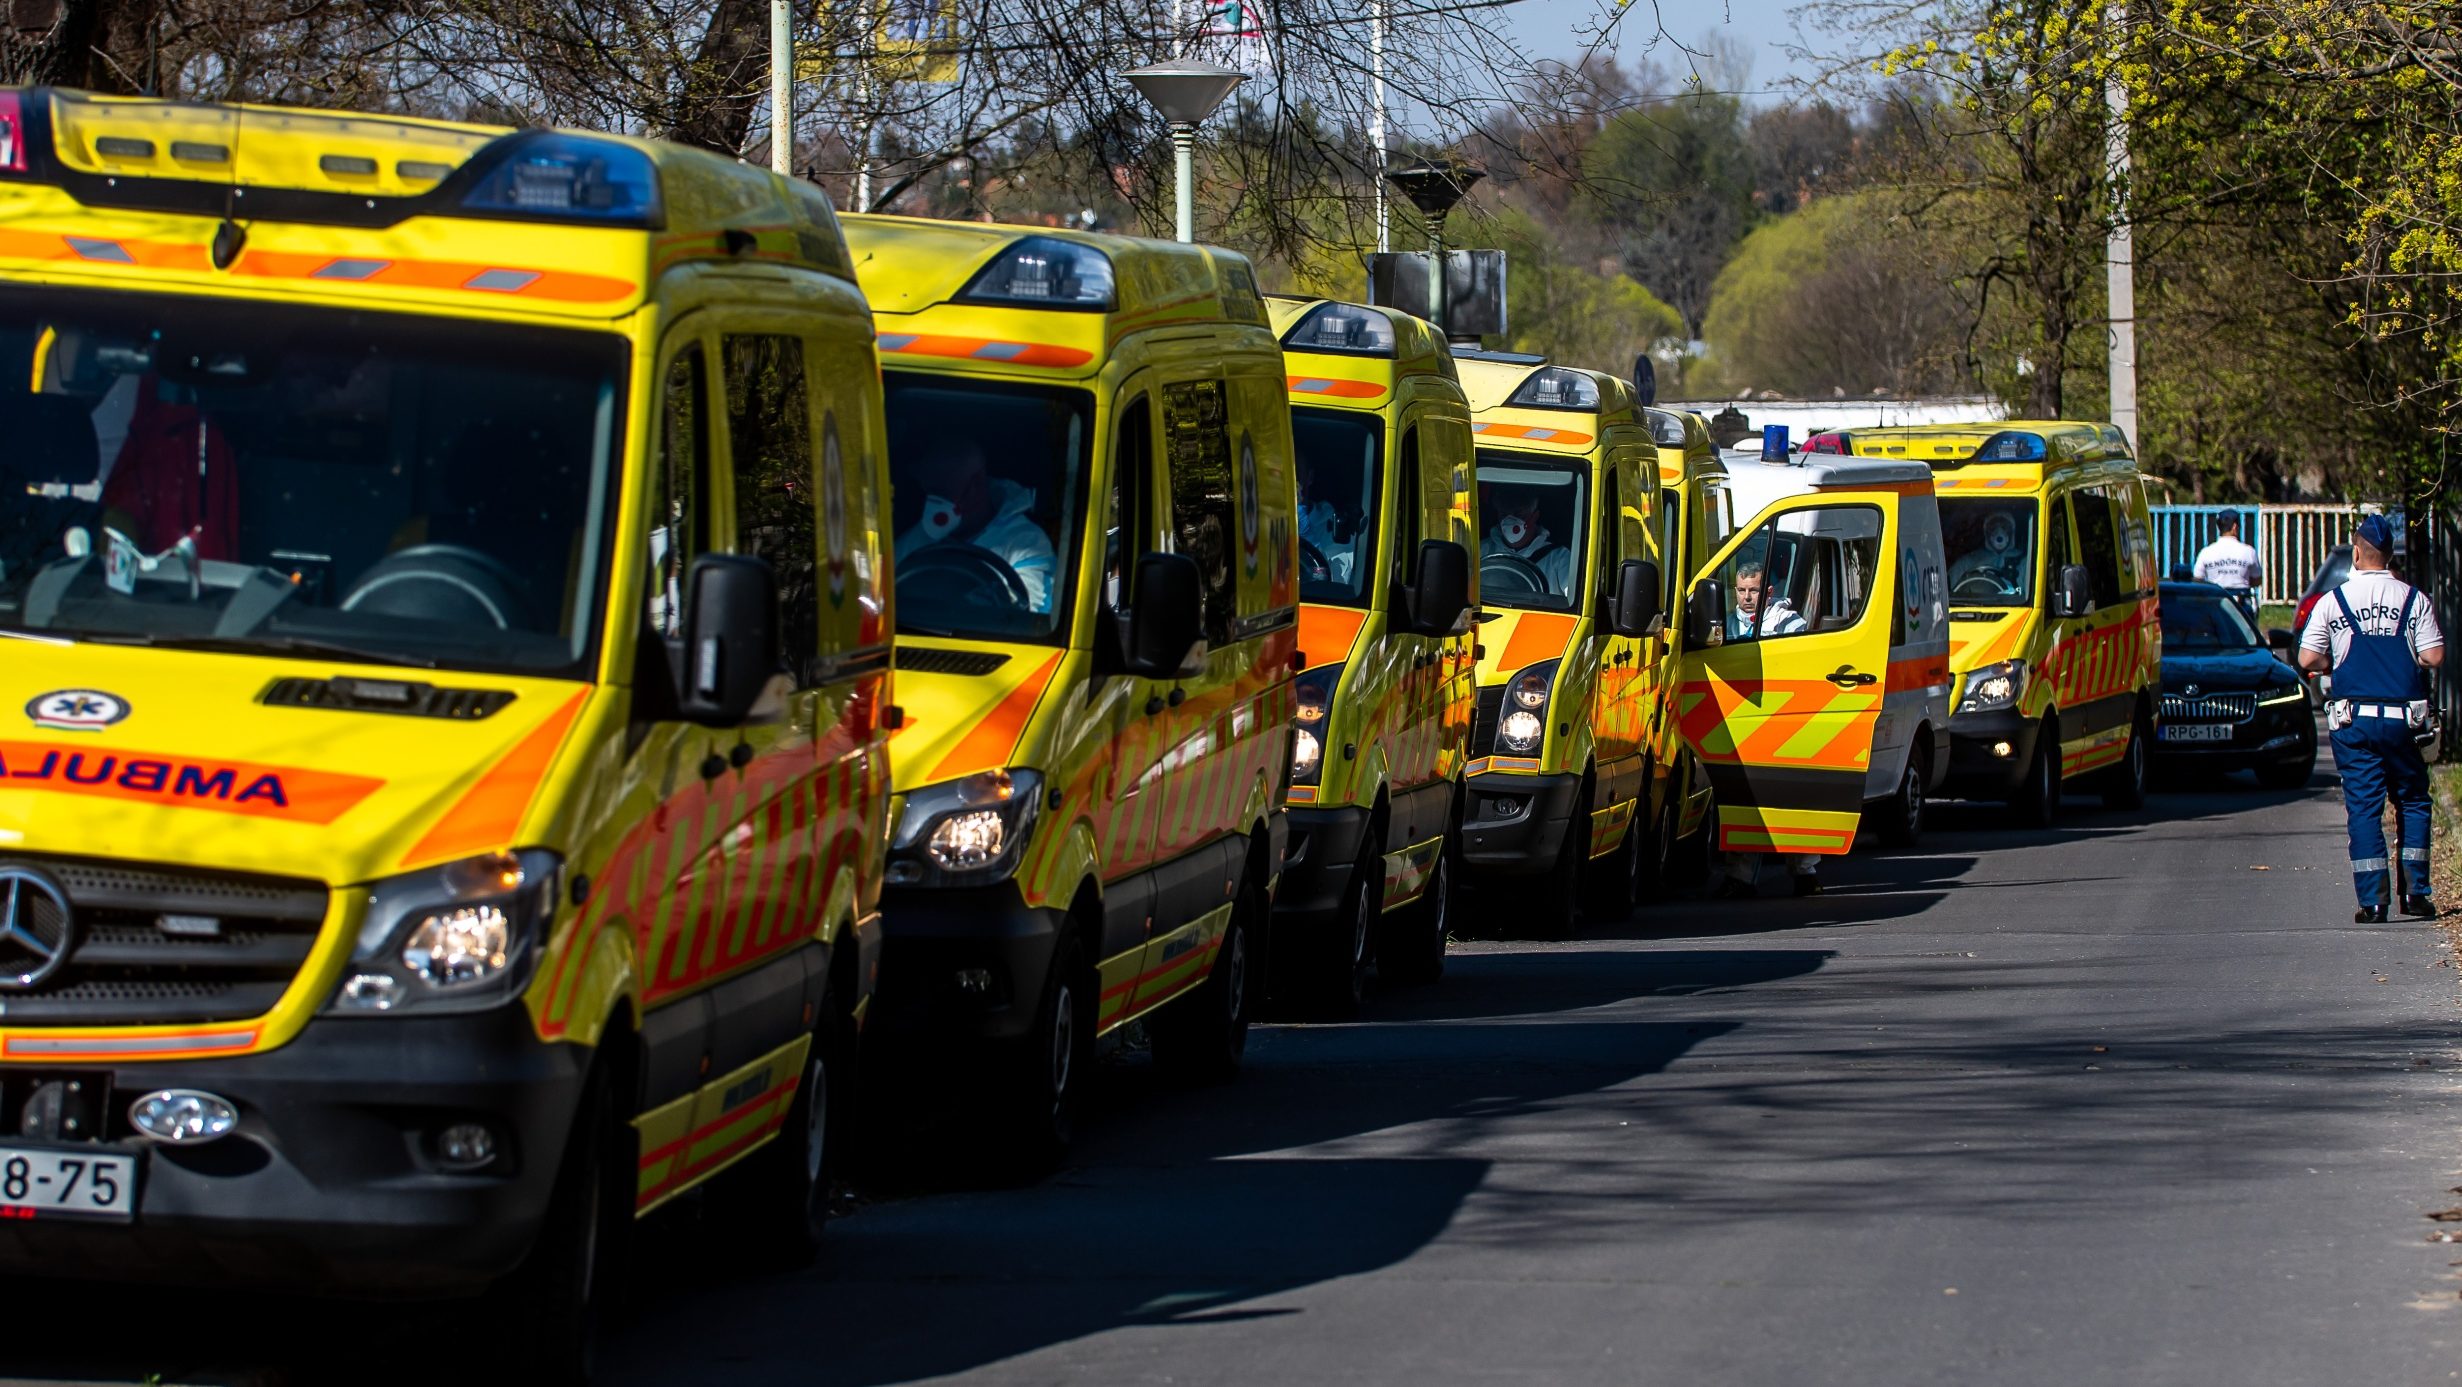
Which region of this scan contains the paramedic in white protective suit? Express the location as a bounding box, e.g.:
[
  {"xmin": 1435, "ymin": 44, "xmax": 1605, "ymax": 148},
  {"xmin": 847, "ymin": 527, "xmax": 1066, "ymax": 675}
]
[
  {"xmin": 1482, "ymin": 494, "xmax": 1576, "ymax": 597},
  {"xmin": 1299, "ymin": 469, "xmax": 1358, "ymax": 588},
  {"xmin": 1949, "ymin": 511, "xmax": 2026, "ymax": 597},
  {"xmin": 894, "ymin": 439, "xmax": 1057, "ymax": 613}
]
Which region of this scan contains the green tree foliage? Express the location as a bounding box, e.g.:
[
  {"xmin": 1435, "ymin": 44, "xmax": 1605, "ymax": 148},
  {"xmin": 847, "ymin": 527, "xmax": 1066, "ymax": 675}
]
[
  {"xmin": 1487, "ymin": 205, "xmax": 1686, "ymax": 380},
  {"xmin": 1577, "ymin": 88, "xmax": 1762, "ymax": 336}
]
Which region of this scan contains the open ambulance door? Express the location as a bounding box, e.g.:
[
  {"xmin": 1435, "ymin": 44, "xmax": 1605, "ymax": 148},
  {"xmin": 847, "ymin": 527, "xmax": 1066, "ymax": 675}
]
[{"xmin": 1671, "ymin": 491, "xmax": 1898, "ymax": 857}]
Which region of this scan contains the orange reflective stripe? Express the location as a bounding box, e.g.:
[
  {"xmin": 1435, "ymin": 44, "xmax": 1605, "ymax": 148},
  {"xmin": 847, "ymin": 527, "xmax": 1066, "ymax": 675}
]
[
  {"xmin": 1288, "ymin": 376, "xmax": 1385, "ymax": 399},
  {"xmin": 230, "ymin": 249, "xmax": 635, "ymax": 303},
  {"xmin": 1885, "ymin": 655, "xmax": 1951, "ymax": 693},
  {"xmin": 877, "ymin": 333, "xmax": 1094, "ymax": 369},
  {"xmin": 929, "ymin": 651, "xmax": 1063, "ymax": 782},
  {"xmin": 399, "ymin": 690, "xmax": 588, "ymax": 870},
  {"xmin": 0, "ymin": 228, "xmax": 209, "ymax": 271},
  {"xmin": 1473, "ymin": 422, "xmax": 1594, "ymax": 445},
  {"xmin": 1299, "ymin": 605, "xmax": 1367, "ymax": 666},
  {"xmin": 1497, "ymin": 612, "xmax": 1577, "ymax": 674}
]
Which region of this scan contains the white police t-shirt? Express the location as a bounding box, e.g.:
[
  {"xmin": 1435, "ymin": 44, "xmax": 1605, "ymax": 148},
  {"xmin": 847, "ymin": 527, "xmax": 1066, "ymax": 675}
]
[
  {"xmin": 2298, "ymin": 568, "xmax": 2444, "ymax": 668},
  {"xmin": 2192, "ymin": 535, "xmax": 2262, "ymax": 591}
]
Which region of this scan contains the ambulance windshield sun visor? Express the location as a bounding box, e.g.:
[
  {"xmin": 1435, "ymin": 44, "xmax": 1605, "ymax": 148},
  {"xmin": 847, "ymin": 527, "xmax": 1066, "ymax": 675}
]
[
  {"xmin": 957, "ymin": 236, "xmax": 1117, "ymax": 311},
  {"xmin": 0, "ymin": 286, "xmax": 625, "ymax": 680},
  {"xmin": 883, "ymin": 374, "xmax": 1091, "ymax": 644}
]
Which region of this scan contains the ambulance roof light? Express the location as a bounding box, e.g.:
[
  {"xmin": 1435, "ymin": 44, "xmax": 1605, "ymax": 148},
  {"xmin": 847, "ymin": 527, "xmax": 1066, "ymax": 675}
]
[
  {"xmin": 1970, "ymin": 429, "xmax": 2048, "ymax": 463},
  {"xmin": 1283, "ymin": 302, "xmax": 1396, "ymax": 357},
  {"xmin": 956, "ymin": 235, "xmax": 1116, "ymax": 311},
  {"xmin": 1506, "ymin": 365, "xmax": 1600, "ymax": 412},
  {"xmin": 459, "ymin": 134, "xmax": 660, "ymax": 226},
  {"xmin": 1646, "ymin": 408, "xmax": 1687, "ymax": 447},
  {"xmin": 0, "ymin": 91, "xmax": 24, "ymax": 174}
]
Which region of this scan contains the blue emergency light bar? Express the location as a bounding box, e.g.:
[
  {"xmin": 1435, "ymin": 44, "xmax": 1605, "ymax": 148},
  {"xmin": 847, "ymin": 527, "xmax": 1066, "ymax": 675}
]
[
  {"xmin": 458, "ymin": 135, "xmax": 660, "ymax": 225},
  {"xmin": 1970, "ymin": 430, "xmax": 2049, "ymax": 462},
  {"xmin": 1282, "ymin": 302, "xmax": 1396, "ymax": 357},
  {"xmin": 957, "ymin": 236, "xmax": 1116, "ymax": 311}
]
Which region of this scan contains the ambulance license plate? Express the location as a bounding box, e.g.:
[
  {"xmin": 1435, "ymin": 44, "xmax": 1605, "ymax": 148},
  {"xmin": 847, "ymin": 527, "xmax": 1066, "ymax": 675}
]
[
  {"xmin": 0, "ymin": 1145, "xmax": 137, "ymax": 1221},
  {"xmin": 2159, "ymin": 723, "xmax": 2234, "ymax": 743}
]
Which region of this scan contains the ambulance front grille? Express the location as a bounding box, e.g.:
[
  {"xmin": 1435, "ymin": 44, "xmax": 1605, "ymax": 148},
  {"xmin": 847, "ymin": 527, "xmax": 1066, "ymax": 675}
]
[
  {"xmin": 2161, "ymin": 693, "xmax": 2256, "ymax": 723},
  {"xmin": 1471, "ymin": 686, "xmax": 1507, "ymax": 755},
  {"xmin": 0, "ymin": 854, "xmax": 328, "ymax": 1027}
]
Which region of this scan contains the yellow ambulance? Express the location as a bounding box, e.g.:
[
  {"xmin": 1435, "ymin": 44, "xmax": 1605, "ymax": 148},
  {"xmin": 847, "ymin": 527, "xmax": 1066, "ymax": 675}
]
[
  {"xmin": 1267, "ymin": 297, "xmax": 1474, "ymax": 1012},
  {"xmin": 1811, "ymin": 421, "xmax": 2159, "ymax": 823},
  {"xmin": 841, "ymin": 215, "xmax": 1297, "ymax": 1162},
  {"xmin": 1639, "ymin": 405, "xmax": 1732, "ymax": 881},
  {"xmin": 0, "ymin": 89, "xmax": 896, "ymax": 1374},
  {"xmin": 1453, "ymin": 355, "xmax": 1667, "ymax": 928}
]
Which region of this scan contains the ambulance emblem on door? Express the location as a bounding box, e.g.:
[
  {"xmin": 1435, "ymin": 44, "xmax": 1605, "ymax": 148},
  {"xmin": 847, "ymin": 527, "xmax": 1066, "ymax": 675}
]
[{"xmin": 26, "ymin": 689, "xmax": 128, "ymax": 732}]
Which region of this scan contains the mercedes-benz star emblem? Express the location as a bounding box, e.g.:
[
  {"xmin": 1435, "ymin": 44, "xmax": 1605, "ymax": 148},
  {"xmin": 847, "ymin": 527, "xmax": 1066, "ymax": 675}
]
[{"xmin": 0, "ymin": 867, "xmax": 74, "ymax": 991}]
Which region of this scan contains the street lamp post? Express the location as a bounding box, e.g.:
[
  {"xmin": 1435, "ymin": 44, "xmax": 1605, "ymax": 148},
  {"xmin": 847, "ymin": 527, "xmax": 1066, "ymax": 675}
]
[
  {"xmin": 1123, "ymin": 59, "xmax": 1247, "ymax": 243},
  {"xmin": 1384, "ymin": 158, "xmax": 1483, "ymax": 335}
]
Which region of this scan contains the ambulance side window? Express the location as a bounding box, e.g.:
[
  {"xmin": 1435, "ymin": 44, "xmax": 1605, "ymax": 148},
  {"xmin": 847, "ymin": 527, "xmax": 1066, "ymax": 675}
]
[
  {"xmin": 1161, "ymin": 378, "xmax": 1236, "ymax": 645},
  {"xmin": 1596, "ymin": 467, "xmax": 1620, "ymax": 606},
  {"xmin": 1105, "ymin": 394, "xmax": 1152, "ymax": 612},
  {"xmin": 647, "ymin": 342, "xmax": 708, "ymax": 641},
  {"xmin": 1659, "ymin": 488, "xmax": 1683, "ymax": 610},
  {"xmin": 722, "ymin": 333, "xmax": 821, "ymax": 685},
  {"xmin": 1392, "ymin": 425, "xmax": 1424, "ymax": 588},
  {"xmin": 2046, "ymin": 494, "xmax": 2074, "ymax": 588},
  {"xmin": 2073, "ymin": 486, "xmax": 2123, "ymax": 610}
]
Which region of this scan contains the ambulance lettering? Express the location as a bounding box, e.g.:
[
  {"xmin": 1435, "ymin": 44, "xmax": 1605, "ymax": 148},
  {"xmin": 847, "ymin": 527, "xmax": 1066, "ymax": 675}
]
[{"xmin": 0, "ymin": 740, "xmax": 376, "ymax": 823}]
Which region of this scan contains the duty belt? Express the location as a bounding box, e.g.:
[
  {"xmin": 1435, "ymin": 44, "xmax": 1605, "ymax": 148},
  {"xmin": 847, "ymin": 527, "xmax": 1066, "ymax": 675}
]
[{"xmin": 2352, "ymin": 702, "xmax": 2411, "ymax": 720}]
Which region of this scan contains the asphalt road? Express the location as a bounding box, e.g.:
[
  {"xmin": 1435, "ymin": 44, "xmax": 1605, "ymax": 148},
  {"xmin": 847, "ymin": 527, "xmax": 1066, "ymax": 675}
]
[{"xmin": 8, "ymin": 764, "xmax": 2461, "ymax": 1385}]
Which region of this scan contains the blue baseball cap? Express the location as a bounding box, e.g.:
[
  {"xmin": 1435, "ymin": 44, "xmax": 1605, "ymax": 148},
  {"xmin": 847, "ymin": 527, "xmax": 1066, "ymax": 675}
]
[{"xmin": 2356, "ymin": 513, "xmax": 2397, "ymax": 552}]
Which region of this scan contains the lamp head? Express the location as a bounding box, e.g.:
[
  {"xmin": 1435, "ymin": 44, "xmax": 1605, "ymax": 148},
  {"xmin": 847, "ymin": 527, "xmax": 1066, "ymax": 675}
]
[
  {"xmin": 1385, "ymin": 158, "xmax": 1485, "ymax": 218},
  {"xmin": 1123, "ymin": 60, "xmax": 1248, "ymax": 126}
]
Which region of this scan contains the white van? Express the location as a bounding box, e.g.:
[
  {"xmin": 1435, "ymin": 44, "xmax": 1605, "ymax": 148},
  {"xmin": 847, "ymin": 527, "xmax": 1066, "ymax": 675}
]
[{"xmin": 1720, "ymin": 448, "xmax": 1952, "ymax": 845}]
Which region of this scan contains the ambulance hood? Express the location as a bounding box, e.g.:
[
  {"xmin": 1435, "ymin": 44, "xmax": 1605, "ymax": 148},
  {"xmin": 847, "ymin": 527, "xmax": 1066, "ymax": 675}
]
[
  {"xmin": 0, "ymin": 642, "xmax": 591, "ymax": 886},
  {"xmin": 1476, "ymin": 608, "xmax": 1583, "ymax": 684},
  {"xmin": 1947, "ymin": 607, "xmax": 2038, "ymax": 673},
  {"xmin": 884, "ymin": 644, "xmax": 1067, "ymax": 791}
]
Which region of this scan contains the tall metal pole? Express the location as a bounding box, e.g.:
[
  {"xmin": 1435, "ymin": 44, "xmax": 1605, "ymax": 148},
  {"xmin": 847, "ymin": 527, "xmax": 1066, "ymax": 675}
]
[
  {"xmin": 1371, "ymin": 0, "xmax": 1388, "ymax": 253},
  {"xmin": 770, "ymin": 0, "xmax": 794, "ymax": 176},
  {"xmin": 1171, "ymin": 124, "xmax": 1196, "ymax": 242},
  {"xmin": 2104, "ymin": 0, "xmax": 2137, "ymax": 449}
]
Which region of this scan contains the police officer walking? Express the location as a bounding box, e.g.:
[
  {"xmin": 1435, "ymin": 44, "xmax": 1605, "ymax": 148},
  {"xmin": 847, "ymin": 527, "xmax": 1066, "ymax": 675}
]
[
  {"xmin": 2296, "ymin": 513, "xmax": 2445, "ymax": 922},
  {"xmin": 2192, "ymin": 511, "xmax": 2263, "ymax": 614}
]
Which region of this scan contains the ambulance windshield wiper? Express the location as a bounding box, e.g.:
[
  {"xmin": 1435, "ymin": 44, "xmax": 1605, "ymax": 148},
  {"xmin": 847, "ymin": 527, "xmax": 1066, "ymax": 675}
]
[{"xmin": 93, "ymin": 632, "xmax": 440, "ymax": 669}]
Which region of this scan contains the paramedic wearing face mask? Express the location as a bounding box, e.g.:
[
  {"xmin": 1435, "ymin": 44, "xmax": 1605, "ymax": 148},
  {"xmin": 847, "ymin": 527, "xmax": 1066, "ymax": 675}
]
[
  {"xmin": 1482, "ymin": 494, "xmax": 1576, "ymax": 597},
  {"xmin": 1949, "ymin": 512, "xmax": 2023, "ymax": 596},
  {"xmin": 1297, "ymin": 468, "xmax": 1357, "ymax": 587},
  {"xmin": 894, "ymin": 438, "xmax": 1057, "ymax": 613}
]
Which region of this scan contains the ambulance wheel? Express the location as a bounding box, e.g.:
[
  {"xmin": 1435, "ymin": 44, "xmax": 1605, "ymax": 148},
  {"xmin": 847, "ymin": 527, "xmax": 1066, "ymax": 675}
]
[
  {"xmin": 1377, "ymin": 842, "xmax": 1449, "ymax": 984},
  {"xmin": 2011, "ymin": 718, "xmax": 2060, "ymax": 828},
  {"xmin": 997, "ymin": 931, "xmax": 1093, "ymax": 1170},
  {"xmin": 1532, "ymin": 811, "xmax": 1584, "ymax": 937},
  {"xmin": 707, "ymin": 1008, "xmax": 846, "ymax": 1268},
  {"xmin": 1672, "ymin": 785, "xmax": 1717, "ymax": 889},
  {"xmin": 1312, "ymin": 844, "xmax": 1379, "ymax": 1018},
  {"xmin": 506, "ymin": 1063, "xmax": 629, "ymax": 1387},
  {"xmin": 1879, "ymin": 746, "xmax": 1927, "ymax": 848},
  {"xmin": 1582, "ymin": 806, "xmax": 1639, "ymax": 922},
  {"xmin": 1152, "ymin": 873, "xmax": 1259, "ymax": 1080},
  {"xmin": 1634, "ymin": 783, "xmax": 1682, "ymax": 903},
  {"xmin": 2102, "ymin": 705, "xmax": 2151, "ymax": 810}
]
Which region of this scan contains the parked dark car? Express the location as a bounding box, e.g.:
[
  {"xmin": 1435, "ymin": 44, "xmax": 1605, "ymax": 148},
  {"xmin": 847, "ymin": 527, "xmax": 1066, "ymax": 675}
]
[
  {"xmin": 2154, "ymin": 580, "xmax": 2317, "ymax": 788},
  {"xmin": 2292, "ymin": 544, "xmax": 2352, "ymax": 642}
]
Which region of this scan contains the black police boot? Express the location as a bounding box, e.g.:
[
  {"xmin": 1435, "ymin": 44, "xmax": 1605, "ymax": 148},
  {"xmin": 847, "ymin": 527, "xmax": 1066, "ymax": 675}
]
[
  {"xmin": 2400, "ymin": 893, "xmax": 2439, "ymax": 920},
  {"xmin": 2356, "ymin": 904, "xmax": 2389, "ymax": 924}
]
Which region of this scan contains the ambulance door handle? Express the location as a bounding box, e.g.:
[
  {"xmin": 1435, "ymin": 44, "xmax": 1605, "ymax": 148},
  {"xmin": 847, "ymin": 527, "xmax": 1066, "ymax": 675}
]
[
  {"xmin": 1168, "ymin": 688, "xmax": 1186, "ymax": 708},
  {"xmin": 1145, "ymin": 696, "xmax": 1166, "ymax": 716},
  {"xmin": 1826, "ymin": 665, "xmax": 1878, "ymax": 688}
]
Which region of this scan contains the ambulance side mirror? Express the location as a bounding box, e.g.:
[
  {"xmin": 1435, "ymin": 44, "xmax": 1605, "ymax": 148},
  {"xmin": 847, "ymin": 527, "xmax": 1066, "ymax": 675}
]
[
  {"xmin": 677, "ymin": 554, "xmax": 781, "ymax": 727},
  {"xmin": 1126, "ymin": 551, "xmax": 1206, "ymax": 679},
  {"xmin": 2267, "ymin": 627, "xmax": 2296, "ymax": 652},
  {"xmin": 1399, "ymin": 540, "xmax": 1471, "ymax": 637},
  {"xmin": 2050, "ymin": 563, "xmax": 2093, "ymax": 619},
  {"xmin": 1610, "ymin": 559, "xmax": 1663, "ymax": 638},
  {"xmin": 1685, "ymin": 578, "xmax": 1726, "ymax": 647}
]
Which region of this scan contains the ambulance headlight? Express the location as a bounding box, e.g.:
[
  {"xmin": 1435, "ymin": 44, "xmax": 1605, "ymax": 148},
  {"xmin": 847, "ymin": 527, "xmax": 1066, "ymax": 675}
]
[
  {"xmin": 1495, "ymin": 661, "xmax": 1558, "ymax": 754},
  {"xmin": 329, "ymin": 849, "xmax": 560, "ymax": 1016},
  {"xmin": 1290, "ymin": 663, "xmax": 1343, "ymax": 785},
  {"xmin": 891, "ymin": 769, "xmax": 1044, "ymax": 884},
  {"xmin": 1957, "ymin": 659, "xmax": 2026, "ymax": 714}
]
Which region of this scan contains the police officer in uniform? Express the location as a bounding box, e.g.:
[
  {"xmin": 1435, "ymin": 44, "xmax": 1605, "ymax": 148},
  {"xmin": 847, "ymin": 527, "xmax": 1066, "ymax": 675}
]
[{"xmin": 2297, "ymin": 514, "xmax": 2444, "ymax": 922}]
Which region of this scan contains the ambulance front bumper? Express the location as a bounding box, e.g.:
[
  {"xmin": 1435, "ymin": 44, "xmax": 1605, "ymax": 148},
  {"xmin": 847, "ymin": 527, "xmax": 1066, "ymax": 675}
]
[
  {"xmin": 0, "ymin": 1004, "xmax": 589, "ymax": 1297},
  {"xmin": 1458, "ymin": 770, "xmax": 1583, "ymax": 873},
  {"xmin": 869, "ymin": 882, "xmax": 1064, "ymax": 1051},
  {"xmin": 1943, "ymin": 710, "xmax": 2043, "ymax": 796}
]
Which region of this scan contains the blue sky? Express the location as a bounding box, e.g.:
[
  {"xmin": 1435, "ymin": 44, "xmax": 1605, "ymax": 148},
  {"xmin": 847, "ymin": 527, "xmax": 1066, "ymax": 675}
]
[{"xmin": 1499, "ymin": 0, "xmax": 1832, "ymax": 100}]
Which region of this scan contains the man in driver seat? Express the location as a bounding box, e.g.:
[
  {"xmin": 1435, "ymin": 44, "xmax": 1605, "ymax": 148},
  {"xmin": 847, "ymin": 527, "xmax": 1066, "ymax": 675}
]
[
  {"xmin": 1482, "ymin": 493, "xmax": 1574, "ymax": 597},
  {"xmin": 1950, "ymin": 512, "xmax": 2023, "ymax": 595},
  {"xmin": 895, "ymin": 436, "xmax": 1057, "ymax": 613}
]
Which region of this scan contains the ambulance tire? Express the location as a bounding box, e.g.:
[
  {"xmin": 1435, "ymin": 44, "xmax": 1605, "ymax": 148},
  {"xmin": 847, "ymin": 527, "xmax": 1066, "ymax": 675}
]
[
  {"xmin": 996, "ymin": 931, "xmax": 1094, "ymax": 1172},
  {"xmin": 2101, "ymin": 705, "xmax": 2151, "ymax": 810},
  {"xmin": 1879, "ymin": 744, "xmax": 1927, "ymax": 849},
  {"xmin": 706, "ymin": 1007, "xmax": 847, "ymax": 1269},
  {"xmin": 1532, "ymin": 806, "xmax": 1584, "ymax": 938},
  {"xmin": 505, "ymin": 1062, "xmax": 630, "ymax": 1387},
  {"xmin": 1671, "ymin": 784, "xmax": 1717, "ymax": 890},
  {"xmin": 1311, "ymin": 842, "xmax": 1379, "ymax": 1018},
  {"xmin": 1377, "ymin": 841, "xmax": 1449, "ymax": 985},
  {"xmin": 2010, "ymin": 717, "xmax": 2061, "ymax": 828},
  {"xmin": 1634, "ymin": 781, "xmax": 1682, "ymax": 904},
  {"xmin": 1581, "ymin": 806, "xmax": 1639, "ymax": 922},
  {"xmin": 1151, "ymin": 872, "xmax": 1260, "ymax": 1081}
]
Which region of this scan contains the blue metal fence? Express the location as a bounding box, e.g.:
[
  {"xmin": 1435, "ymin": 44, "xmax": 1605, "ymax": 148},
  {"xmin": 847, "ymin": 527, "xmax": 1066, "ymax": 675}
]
[
  {"xmin": 2149, "ymin": 505, "xmax": 2259, "ymax": 580},
  {"xmin": 2149, "ymin": 504, "xmax": 2370, "ymax": 600}
]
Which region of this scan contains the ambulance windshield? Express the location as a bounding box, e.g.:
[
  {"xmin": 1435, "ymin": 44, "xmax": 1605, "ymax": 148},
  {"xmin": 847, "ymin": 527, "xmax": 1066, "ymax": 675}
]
[
  {"xmin": 1292, "ymin": 407, "xmax": 1381, "ymax": 607},
  {"xmin": 1940, "ymin": 498, "xmax": 2038, "ymax": 606},
  {"xmin": 0, "ymin": 288, "xmax": 622, "ymax": 676},
  {"xmin": 1475, "ymin": 453, "xmax": 1588, "ymax": 612},
  {"xmin": 883, "ymin": 372, "xmax": 1087, "ymax": 643}
]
